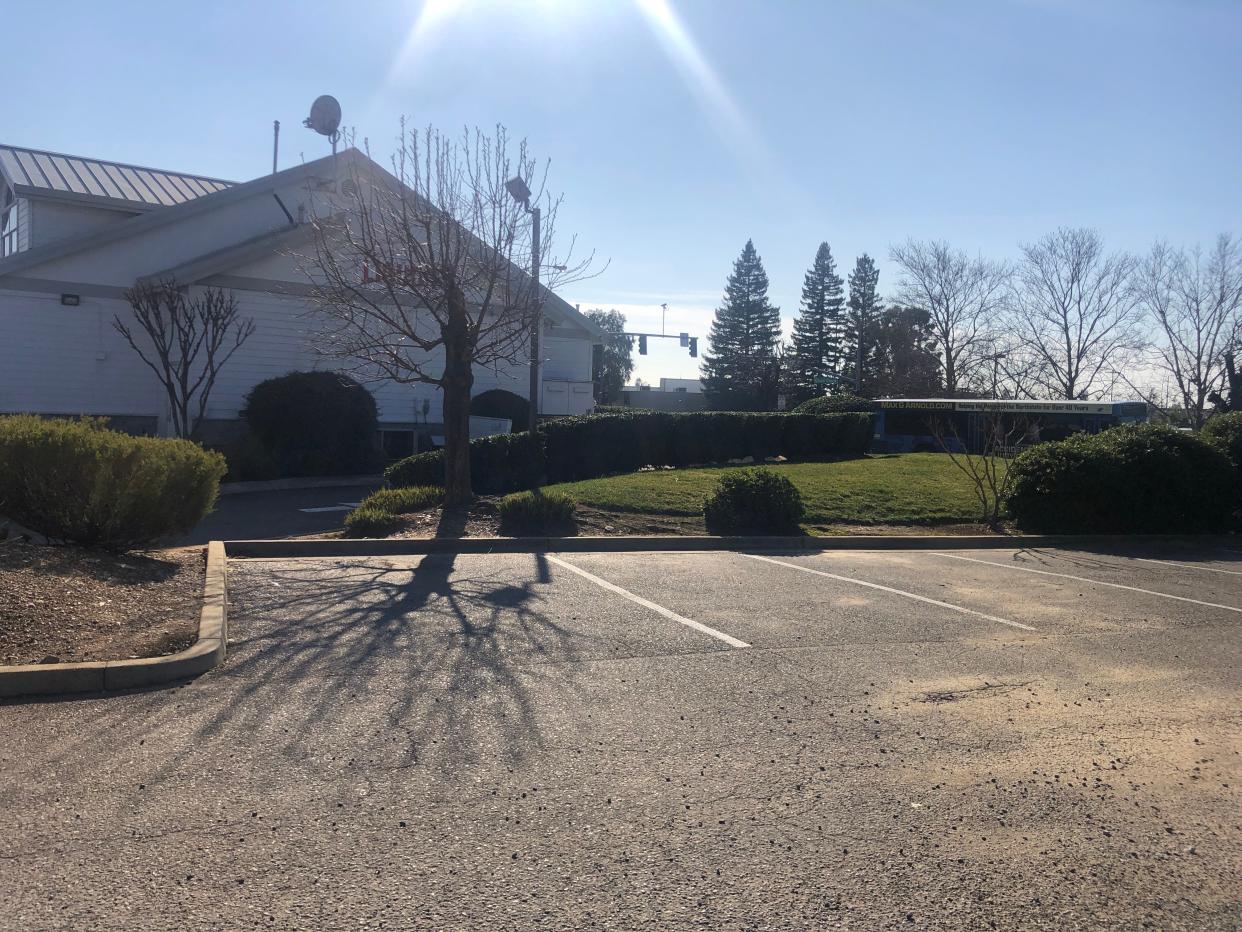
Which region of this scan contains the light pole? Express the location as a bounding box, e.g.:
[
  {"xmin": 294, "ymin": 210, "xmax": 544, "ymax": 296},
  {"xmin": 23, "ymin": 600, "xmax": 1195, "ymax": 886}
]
[{"xmin": 506, "ymin": 176, "xmax": 540, "ymax": 428}]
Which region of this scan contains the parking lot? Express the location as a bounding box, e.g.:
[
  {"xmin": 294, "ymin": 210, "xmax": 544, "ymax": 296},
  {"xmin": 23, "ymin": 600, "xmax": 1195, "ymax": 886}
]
[{"xmin": 2, "ymin": 544, "xmax": 1240, "ymax": 929}]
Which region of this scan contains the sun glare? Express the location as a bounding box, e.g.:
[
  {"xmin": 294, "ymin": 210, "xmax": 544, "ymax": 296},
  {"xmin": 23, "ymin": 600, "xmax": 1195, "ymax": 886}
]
[{"xmin": 386, "ymin": 0, "xmax": 758, "ymax": 164}]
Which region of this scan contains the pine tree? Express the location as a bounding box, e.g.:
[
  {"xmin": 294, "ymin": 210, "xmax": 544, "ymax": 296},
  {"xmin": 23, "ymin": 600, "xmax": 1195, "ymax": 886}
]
[
  {"xmin": 842, "ymin": 254, "xmax": 883, "ymax": 397},
  {"xmin": 789, "ymin": 242, "xmax": 845, "ymax": 405},
  {"xmin": 701, "ymin": 240, "xmax": 782, "ymax": 410}
]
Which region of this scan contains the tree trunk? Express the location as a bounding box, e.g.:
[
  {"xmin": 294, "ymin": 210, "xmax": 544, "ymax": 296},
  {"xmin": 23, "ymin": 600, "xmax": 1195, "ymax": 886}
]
[{"xmin": 441, "ymin": 290, "xmax": 475, "ymax": 509}]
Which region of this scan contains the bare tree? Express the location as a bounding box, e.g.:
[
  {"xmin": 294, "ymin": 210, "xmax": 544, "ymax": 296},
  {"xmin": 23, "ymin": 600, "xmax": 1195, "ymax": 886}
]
[
  {"xmin": 303, "ymin": 125, "xmax": 593, "ymax": 507},
  {"xmin": 1133, "ymin": 235, "xmax": 1242, "ymax": 427},
  {"xmin": 1011, "ymin": 228, "xmax": 1143, "ymax": 400},
  {"xmin": 889, "ymin": 239, "xmax": 1011, "ymax": 395},
  {"xmin": 114, "ymin": 280, "xmax": 255, "ymax": 439},
  {"xmin": 930, "ymin": 413, "xmax": 1026, "ymax": 529}
]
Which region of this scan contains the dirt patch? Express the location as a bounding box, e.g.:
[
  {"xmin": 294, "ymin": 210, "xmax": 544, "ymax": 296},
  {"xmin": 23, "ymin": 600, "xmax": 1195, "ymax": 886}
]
[{"xmin": 0, "ymin": 541, "xmax": 204, "ymax": 665}]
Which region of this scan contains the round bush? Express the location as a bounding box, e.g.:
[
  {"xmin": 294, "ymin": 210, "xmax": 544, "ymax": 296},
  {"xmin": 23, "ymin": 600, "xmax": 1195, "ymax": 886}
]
[
  {"xmin": 343, "ymin": 506, "xmax": 402, "ymax": 537},
  {"xmin": 703, "ymin": 467, "xmax": 805, "ymax": 534},
  {"xmin": 242, "ymin": 372, "xmax": 380, "ymax": 478},
  {"xmin": 1004, "ymin": 423, "xmax": 1236, "ymax": 534},
  {"xmin": 792, "ymin": 393, "xmax": 874, "ymax": 415},
  {"xmin": 1202, "ymin": 411, "xmax": 1242, "ymax": 467},
  {"xmin": 0, "ymin": 416, "xmax": 226, "ymax": 549},
  {"xmin": 496, "ymin": 489, "xmax": 576, "ymax": 534}
]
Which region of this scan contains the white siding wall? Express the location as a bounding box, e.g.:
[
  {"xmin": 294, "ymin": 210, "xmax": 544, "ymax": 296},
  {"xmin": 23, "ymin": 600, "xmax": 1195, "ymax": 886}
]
[
  {"xmin": 0, "ymin": 289, "xmax": 163, "ymax": 417},
  {"xmin": 29, "ymin": 201, "xmax": 139, "ymax": 249},
  {"xmin": 0, "ymin": 286, "xmax": 564, "ymax": 428},
  {"xmin": 542, "ymin": 335, "xmax": 591, "ymax": 382}
]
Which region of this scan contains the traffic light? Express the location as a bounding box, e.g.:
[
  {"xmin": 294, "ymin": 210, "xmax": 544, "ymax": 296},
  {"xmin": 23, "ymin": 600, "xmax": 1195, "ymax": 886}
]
[
  {"xmin": 639, "ymin": 335, "xmax": 648, "ymax": 355},
  {"xmin": 688, "ymin": 337, "xmax": 698, "ymax": 358}
]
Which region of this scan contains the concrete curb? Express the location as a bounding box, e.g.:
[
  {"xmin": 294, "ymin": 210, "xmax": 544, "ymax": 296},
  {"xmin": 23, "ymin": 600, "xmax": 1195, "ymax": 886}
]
[
  {"xmin": 0, "ymin": 541, "xmax": 229, "ymax": 700},
  {"xmin": 218, "ymin": 475, "xmax": 383, "ymax": 496},
  {"xmin": 222, "ymin": 533, "xmax": 1236, "ymax": 559}
]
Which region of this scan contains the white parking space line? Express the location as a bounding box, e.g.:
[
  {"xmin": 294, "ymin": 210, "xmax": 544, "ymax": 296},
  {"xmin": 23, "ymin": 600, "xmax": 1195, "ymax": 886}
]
[
  {"xmin": 298, "ymin": 503, "xmax": 362, "ymax": 513},
  {"xmin": 740, "ymin": 553, "xmax": 1036, "ymax": 632},
  {"xmin": 933, "ymin": 552, "xmax": 1242, "ymax": 615},
  {"xmin": 1134, "ymin": 557, "xmax": 1242, "ymax": 577},
  {"xmin": 546, "ymin": 555, "xmax": 751, "ymax": 648}
]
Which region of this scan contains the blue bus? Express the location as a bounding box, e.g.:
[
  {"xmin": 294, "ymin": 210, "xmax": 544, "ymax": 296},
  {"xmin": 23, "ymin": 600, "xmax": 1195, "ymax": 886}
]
[{"xmin": 871, "ymin": 398, "xmax": 1151, "ymax": 454}]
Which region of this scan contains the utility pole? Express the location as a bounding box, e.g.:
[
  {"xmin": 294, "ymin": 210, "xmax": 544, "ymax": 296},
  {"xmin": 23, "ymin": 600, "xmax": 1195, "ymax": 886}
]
[{"xmin": 528, "ymin": 206, "xmax": 541, "ymax": 424}]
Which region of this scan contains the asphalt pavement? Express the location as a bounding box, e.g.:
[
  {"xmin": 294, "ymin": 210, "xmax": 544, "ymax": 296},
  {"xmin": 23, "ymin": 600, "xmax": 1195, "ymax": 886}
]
[
  {"xmin": 2, "ymin": 544, "xmax": 1240, "ymax": 929},
  {"xmin": 174, "ymin": 483, "xmax": 382, "ymax": 545}
]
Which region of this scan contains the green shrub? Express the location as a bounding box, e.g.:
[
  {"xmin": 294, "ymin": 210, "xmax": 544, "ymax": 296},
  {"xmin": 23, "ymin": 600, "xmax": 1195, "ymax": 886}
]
[
  {"xmin": 357, "ymin": 485, "xmax": 442, "ymax": 516},
  {"xmin": 1004, "ymin": 423, "xmax": 1236, "ymax": 534},
  {"xmin": 385, "ymin": 411, "xmax": 873, "ymax": 494},
  {"xmin": 0, "ymin": 416, "xmax": 225, "ymax": 549},
  {"xmin": 496, "ymin": 489, "xmax": 577, "ymax": 534},
  {"xmin": 792, "ymin": 394, "xmax": 874, "ymax": 415},
  {"xmin": 703, "ymin": 467, "xmax": 805, "ymax": 534},
  {"xmin": 1202, "ymin": 412, "xmax": 1242, "ymax": 467},
  {"xmin": 242, "ymin": 371, "xmax": 380, "ymax": 478},
  {"xmin": 343, "ymin": 506, "xmax": 402, "ymax": 537},
  {"xmin": 384, "ymin": 430, "xmax": 544, "ymax": 493}
]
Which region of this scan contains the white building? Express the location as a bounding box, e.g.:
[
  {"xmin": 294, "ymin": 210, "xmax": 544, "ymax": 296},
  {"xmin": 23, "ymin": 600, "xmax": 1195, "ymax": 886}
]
[
  {"xmin": 0, "ymin": 144, "xmax": 600, "ymax": 455},
  {"xmin": 657, "ymin": 377, "xmax": 703, "ymax": 394}
]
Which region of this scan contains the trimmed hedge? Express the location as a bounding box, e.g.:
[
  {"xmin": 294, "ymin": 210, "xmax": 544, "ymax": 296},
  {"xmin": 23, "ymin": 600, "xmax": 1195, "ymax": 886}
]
[
  {"xmin": 1004, "ymin": 423, "xmax": 1236, "ymax": 534},
  {"xmin": 242, "ymin": 371, "xmax": 380, "ymax": 478},
  {"xmin": 0, "ymin": 415, "xmax": 226, "ymax": 549},
  {"xmin": 497, "ymin": 489, "xmax": 577, "ymax": 534},
  {"xmin": 704, "ymin": 467, "xmax": 805, "ymax": 534},
  {"xmin": 1202, "ymin": 411, "xmax": 1242, "ymax": 467},
  {"xmin": 385, "ymin": 411, "xmax": 873, "ymax": 493},
  {"xmin": 792, "ymin": 394, "xmax": 874, "ymax": 414}
]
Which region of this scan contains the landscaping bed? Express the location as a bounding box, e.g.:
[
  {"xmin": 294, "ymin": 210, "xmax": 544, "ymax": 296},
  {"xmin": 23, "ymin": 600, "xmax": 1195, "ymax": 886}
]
[
  {"xmin": 339, "ymin": 454, "xmax": 1007, "ymax": 539},
  {"xmin": 0, "ymin": 541, "xmax": 204, "ymax": 666},
  {"xmin": 542, "ymin": 454, "xmax": 1001, "ymax": 527}
]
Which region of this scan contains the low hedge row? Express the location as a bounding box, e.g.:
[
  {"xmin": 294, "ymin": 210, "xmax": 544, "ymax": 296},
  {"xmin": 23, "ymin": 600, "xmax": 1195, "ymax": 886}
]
[
  {"xmin": 385, "ymin": 411, "xmax": 873, "ymax": 493},
  {"xmin": 1005, "ymin": 423, "xmax": 1236, "ymax": 534}
]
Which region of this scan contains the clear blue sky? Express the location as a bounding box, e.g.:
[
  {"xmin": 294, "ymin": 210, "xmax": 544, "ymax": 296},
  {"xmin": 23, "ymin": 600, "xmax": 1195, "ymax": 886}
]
[{"xmin": 7, "ymin": 0, "xmax": 1240, "ymax": 382}]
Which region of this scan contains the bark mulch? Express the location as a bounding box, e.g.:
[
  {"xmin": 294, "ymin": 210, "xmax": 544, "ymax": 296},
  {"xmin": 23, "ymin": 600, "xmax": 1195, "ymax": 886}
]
[{"xmin": 0, "ymin": 540, "xmax": 204, "ymax": 666}]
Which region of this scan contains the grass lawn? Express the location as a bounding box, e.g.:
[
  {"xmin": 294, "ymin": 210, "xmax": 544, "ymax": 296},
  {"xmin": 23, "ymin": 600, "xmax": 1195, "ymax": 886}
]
[{"xmin": 544, "ymin": 453, "xmax": 997, "ymax": 526}]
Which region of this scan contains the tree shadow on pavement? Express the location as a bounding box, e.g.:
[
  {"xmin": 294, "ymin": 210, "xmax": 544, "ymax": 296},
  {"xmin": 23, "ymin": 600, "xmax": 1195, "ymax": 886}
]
[{"xmin": 25, "ymin": 552, "xmax": 583, "ymax": 783}]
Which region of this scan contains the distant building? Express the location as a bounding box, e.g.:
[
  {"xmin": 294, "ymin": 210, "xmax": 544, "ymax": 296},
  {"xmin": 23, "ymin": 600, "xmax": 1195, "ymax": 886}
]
[
  {"xmin": 657, "ymin": 377, "xmax": 703, "ymax": 394},
  {"xmin": 619, "ymin": 377, "xmax": 707, "ymax": 412}
]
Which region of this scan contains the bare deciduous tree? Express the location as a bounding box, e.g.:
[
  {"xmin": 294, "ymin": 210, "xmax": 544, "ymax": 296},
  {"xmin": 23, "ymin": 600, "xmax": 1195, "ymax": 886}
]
[
  {"xmin": 889, "ymin": 239, "xmax": 1011, "ymax": 396},
  {"xmin": 930, "ymin": 413, "xmax": 1026, "ymax": 529},
  {"xmin": 1011, "ymin": 227, "xmax": 1143, "ymax": 400},
  {"xmin": 115, "ymin": 280, "xmax": 255, "ymax": 439},
  {"xmin": 303, "ymin": 125, "xmax": 593, "ymax": 507},
  {"xmin": 1133, "ymin": 235, "xmax": 1242, "ymax": 427}
]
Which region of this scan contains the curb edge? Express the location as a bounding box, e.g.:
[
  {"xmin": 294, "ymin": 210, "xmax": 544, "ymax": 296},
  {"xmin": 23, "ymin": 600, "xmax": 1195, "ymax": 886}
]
[
  {"xmin": 221, "ymin": 533, "xmax": 1234, "ymax": 559},
  {"xmin": 0, "ymin": 540, "xmax": 229, "ymax": 701}
]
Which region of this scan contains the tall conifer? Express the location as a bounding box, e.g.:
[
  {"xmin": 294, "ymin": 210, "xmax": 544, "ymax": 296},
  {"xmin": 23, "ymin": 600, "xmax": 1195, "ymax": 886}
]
[
  {"xmin": 701, "ymin": 240, "xmax": 782, "ymax": 410},
  {"xmin": 789, "ymin": 242, "xmax": 845, "ymax": 404}
]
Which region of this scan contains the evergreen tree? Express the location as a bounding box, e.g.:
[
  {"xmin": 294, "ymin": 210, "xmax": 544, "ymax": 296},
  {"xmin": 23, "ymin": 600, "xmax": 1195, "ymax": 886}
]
[
  {"xmin": 870, "ymin": 305, "xmax": 943, "ymax": 397},
  {"xmin": 789, "ymin": 242, "xmax": 845, "ymax": 405},
  {"xmin": 842, "ymin": 254, "xmax": 883, "ymax": 397},
  {"xmin": 583, "ymin": 308, "xmax": 634, "ymax": 405},
  {"xmin": 701, "ymin": 240, "xmax": 782, "ymax": 410}
]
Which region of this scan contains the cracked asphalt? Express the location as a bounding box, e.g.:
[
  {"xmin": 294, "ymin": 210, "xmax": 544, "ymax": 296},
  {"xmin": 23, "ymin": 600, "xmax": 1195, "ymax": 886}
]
[{"xmin": 2, "ymin": 545, "xmax": 1240, "ymax": 930}]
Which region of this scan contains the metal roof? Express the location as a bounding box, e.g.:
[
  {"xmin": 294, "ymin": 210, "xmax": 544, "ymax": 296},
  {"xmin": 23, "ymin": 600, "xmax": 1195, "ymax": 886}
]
[{"xmin": 0, "ymin": 144, "xmax": 234, "ymax": 211}]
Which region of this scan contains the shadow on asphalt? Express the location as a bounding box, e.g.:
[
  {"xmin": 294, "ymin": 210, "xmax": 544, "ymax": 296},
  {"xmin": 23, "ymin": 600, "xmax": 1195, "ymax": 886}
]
[{"xmin": 46, "ymin": 551, "xmax": 580, "ymax": 778}]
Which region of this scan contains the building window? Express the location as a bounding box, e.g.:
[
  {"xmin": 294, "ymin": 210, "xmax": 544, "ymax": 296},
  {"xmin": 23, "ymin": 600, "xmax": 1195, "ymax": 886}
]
[{"xmin": 1, "ymin": 198, "xmax": 19, "ymax": 257}]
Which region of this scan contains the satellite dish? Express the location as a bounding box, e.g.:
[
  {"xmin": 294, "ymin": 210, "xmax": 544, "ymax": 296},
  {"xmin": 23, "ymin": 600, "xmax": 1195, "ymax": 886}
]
[{"xmin": 303, "ymin": 95, "xmax": 342, "ymax": 138}]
